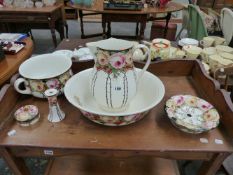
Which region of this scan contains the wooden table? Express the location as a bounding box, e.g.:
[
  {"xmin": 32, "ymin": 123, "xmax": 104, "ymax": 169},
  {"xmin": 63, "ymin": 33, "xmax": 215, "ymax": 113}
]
[
  {"xmin": 0, "ymin": 37, "xmax": 33, "ymax": 87},
  {"xmin": 1, "ymin": 39, "xmax": 233, "ymax": 175},
  {"xmin": 0, "ymin": 4, "xmax": 66, "ymax": 47},
  {"xmin": 69, "ymin": 1, "xmax": 184, "ymax": 40}
]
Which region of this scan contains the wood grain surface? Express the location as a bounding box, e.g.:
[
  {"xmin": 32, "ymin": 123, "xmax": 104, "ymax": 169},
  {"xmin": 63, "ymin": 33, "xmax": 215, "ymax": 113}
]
[
  {"xmin": 0, "ymin": 61, "xmax": 233, "ymax": 156},
  {"xmin": 0, "ymin": 3, "xmax": 63, "ymax": 13},
  {"xmin": 1, "ymin": 39, "xmax": 233, "ymax": 175},
  {"xmin": 0, "ymin": 38, "xmax": 33, "ymax": 86},
  {"xmin": 45, "ymin": 156, "xmax": 180, "ymax": 175}
]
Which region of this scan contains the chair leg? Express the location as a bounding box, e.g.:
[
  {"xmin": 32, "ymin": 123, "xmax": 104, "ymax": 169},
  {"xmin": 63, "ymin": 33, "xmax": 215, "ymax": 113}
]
[
  {"xmin": 65, "ymin": 23, "xmax": 69, "ymax": 38},
  {"xmin": 135, "ymin": 22, "xmax": 139, "ymax": 37},
  {"xmin": 175, "ymin": 26, "xmax": 185, "ymax": 41},
  {"xmin": 28, "ymin": 29, "xmax": 34, "ymax": 41}
]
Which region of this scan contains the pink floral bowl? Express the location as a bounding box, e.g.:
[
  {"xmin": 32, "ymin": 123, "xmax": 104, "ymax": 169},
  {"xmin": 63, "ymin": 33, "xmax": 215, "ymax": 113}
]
[
  {"xmin": 14, "ymin": 54, "xmax": 73, "ymax": 98},
  {"xmin": 165, "ymin": 95, "xmax": 220, "ymax": 134},
  {"xmin": 64, "ymin": 68, "xmax": 165, "ymax": 126}
]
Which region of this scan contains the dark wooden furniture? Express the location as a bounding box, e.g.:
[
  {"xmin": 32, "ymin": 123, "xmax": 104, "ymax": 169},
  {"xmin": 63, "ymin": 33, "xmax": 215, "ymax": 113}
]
[
  {"xmin": 214, "ymin": 66, "xmax": 233, "ymax": 100},
  {"xmin": 69, "ymin": 1, "xmax": 184, "ymax": 40},
  {"xmin": 64, "ymin": 0, "xmax": 78, "ymax": 19},
  {"xmin": 0, "ymin": 37, "xmax": 33, "ymax": 87},
  {"xmin": 0, "ymin": 4, "xmax": 66, "ymax": 47},
  {"xmin": 1, "ymin": 39, "xmax": 233, "ymax": 175},
  {"xmin": 45, "ymin": 157, "xmax": 180, "ymax": 175},
  {"xmin": 78, "ymin": 10, "xmax": 103, "ymax": 39}
]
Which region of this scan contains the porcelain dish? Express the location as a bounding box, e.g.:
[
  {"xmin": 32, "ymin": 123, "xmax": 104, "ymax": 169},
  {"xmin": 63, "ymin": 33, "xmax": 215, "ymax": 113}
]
[
  {"xmin": 165, "ymin": 95, "xmax": 220, "ymax": 134},
  {"xmin": 64, "ymin": 68, "xmax": 165, "ymax": 126},
  {"xmin": 14, "ymin": 54, "xmax": 73, "ymax": 98},
  {"xmin": 53, "ymin": 50, "xmax": 74, "ymax": 59},
  {"xmin": 14, "ymin": 105, "xmax": 40, "ymax": 127},
  {"xmin": 178, "ymin": 38, "xmax": 199, "ymax": 47}
]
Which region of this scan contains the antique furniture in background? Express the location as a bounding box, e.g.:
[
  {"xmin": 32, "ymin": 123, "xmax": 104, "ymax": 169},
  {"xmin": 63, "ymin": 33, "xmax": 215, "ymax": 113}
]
[
  {"xmin": 0, "ymin": 37, "xmax": 33, "ymax": 87},
  {"xmin": 63, "ymin": 0, "xmax": 78, "ymax": 19},
  {"xmin": 0, "ymin": 3, "xmax": 66, "ymax": 47},
  {"xmin": 78, "ymin": 10, "xmax": 103, "ymax": 39},
  {"xmin": 69, "ymin": 1, "xmax": 184, "ymax": 40},
  {"xmin": 188, "ymin": 4, "xmax": 208, "ymax": 41},
  {"xmin": 197, "ymin": 0, "xmax": 233, "ymax": 12},
  {"xmin": 0, "ymin": 39, "xmax": 233, "ymax": 175}
]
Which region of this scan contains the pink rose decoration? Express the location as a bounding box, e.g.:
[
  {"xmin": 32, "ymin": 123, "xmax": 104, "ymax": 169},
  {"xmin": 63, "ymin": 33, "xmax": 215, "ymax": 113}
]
[
  {"xmin": 97, "ymin": 51, "xmax": 109, "ymax": 66},
  {"xmin": 197, "ymin": 99, "xmax": 213, "ymax": 112},
  {"xmin": 172, "ymin": 95, "xmax": 185, "ymax": 106},
  {"xmin": 110, "ymin": 53, "xmax": 126, "ymax": 69},
  {"xmin": 46, "ymin": 79, "xmax": 60, "ymax": 89}
]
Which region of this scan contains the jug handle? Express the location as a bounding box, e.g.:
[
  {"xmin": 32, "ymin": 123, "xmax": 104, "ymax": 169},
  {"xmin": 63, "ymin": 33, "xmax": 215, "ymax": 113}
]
[{"xmin": 133, "ymin": 44, "xmax": 151, "ymax": 85}]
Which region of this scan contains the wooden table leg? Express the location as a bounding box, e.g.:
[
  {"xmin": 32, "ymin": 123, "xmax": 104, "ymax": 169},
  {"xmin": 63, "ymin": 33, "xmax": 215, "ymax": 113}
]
[
  {"xmin": 135, "ymin": 22, "xmax": 139, "ymax": 37},
  {"xmin": 139, "ymin": 21, "xmax": 146, "ymax": 40},
  {"xmin": 58, "ymin": 20, "xmax": 65, "ymax": 40},
  {"xmin": 198, "ymin": 153, "xmax": 230, "ymax": 175},
  {"xmin": 48, "ymin": 18, "xmax": 57, "ymax": 47},
  {"xmin": 107, "ymin": 22, "xmax": 111, "ymax": 38},
  {"xmin": 0, "ymin": 147, "xmax": 31, "ymax": 175},
  {"xmin": 102, "ymin": 15, "xmax": 107, "ymax": 38},
  {"xmin": 164, "ymin": 12, "xmax": 171, "ymax": 38},
  {"xmin": 78, "ymin": 10, "xmax": 85, "ymax": 39}
]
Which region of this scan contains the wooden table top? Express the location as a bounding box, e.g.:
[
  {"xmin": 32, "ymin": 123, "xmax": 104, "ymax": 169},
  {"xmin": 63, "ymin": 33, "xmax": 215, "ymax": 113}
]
[
  {"xmin": 0, "ymin": 60, "xmax": 233, "ymax": 157},
  {"xmin": 0, "ymin": 37, "xmax": 33, "ymax": 86},
  {"xmin": 0, "ymin": 3, "xmax": 63, "ymax": 13},
  {"xmin": 69, "ymin": 1, "xmax": 184, "ymax": 14}
]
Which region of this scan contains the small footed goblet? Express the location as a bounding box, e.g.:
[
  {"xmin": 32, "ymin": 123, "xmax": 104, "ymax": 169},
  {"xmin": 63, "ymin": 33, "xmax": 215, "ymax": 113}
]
[{"xmin": 45, "ymin": 88, "xmax": 65, "ymax": 123}]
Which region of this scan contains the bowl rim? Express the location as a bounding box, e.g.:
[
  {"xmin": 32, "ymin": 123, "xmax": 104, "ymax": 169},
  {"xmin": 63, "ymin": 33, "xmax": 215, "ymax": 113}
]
[
  {"xmin": 19, "ymin": 53, "xmax": 72, "ymax": 79},
  {"xmin": 64, "ymin": 68, "xmax": 165, "ymax": 117}
]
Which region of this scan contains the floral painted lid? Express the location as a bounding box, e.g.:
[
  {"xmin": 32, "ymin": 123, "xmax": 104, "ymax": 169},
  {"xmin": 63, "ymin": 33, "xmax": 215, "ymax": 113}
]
[
  {"xmin": 165, "ymin": 95, "xmax": 220, "ymax": 134},
  {"xmin": 14, "ymin": 105, "xmax": 38, "ymax": 122}
]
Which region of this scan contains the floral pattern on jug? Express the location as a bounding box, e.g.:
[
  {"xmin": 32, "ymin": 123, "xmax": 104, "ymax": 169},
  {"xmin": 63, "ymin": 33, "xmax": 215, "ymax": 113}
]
[
  {"xmin": 95, "ymin": 49, "xmax": 134, "ymax": 76},
  {"xmin": 28, "ymin": 70, "xmax": 72, "ymax": 98},
  {"xmin": 88, "ymin": 38, "xmax": 151, "ymax": 112},
  {"xmin": 80, "ymin": 109, "xmax": 148, "ymax": 126},
  {"xmin": 165, "ymin": 95, "xmax": 220, "ymax": 134}
]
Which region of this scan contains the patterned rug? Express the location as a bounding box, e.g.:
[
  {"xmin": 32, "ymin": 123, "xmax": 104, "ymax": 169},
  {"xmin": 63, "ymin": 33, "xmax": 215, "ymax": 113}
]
[{"xmin": 0, "ymin": 158, "xmax": 48, "ymax": 175}]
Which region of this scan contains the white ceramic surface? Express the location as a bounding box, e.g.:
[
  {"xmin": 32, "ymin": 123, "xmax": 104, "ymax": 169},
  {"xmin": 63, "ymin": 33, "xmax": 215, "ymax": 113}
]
[
  {"xmin": 151, "ymin": 38, "xmax": 171, "ymax": 60},
  {"xmin": 219, "ymin": 52, "xmax": 233, "ymax": 61},
  {"xmin": 43, "ymin": 0, "xmax": 55, "ymax": 6},
  {"xmin": 53, "ymin": 50, "xmax": 74, "ymax": 59},
  {"xmin": 179, "ymin": 38, "xmax": 199, "ymax": 46},
  {"xmin": 216, "ymin": 45, "xmax": 233, "ymax": 54},
  {"xmin": 35, "ymin": 1, "xmax": 43, "ymax": 7},
  {"xmin": 210, "ymin": 36, "xmax": 226, "ymax": 46},
  {"xmin": 201, "ymin": 47, "xmax": 217, "ymax": 64},
  {"xmin": 14, "ymin": 54, "xmax": 72, "ymax": 98},
  {"xmin": 73, "ymin": 47, "xmax": 94, "ymax": 61},
  {"xmin": 86, "ymin": 38, "xmax": 134, "ymax": 56},
  {"xmin": 87, "ymin": 38, "xmax": 151, "ymax": 112},
  {"xmin": 64, "ymin": 68, "xmax": 165, "ymax": 126},
  {"xmin": 200, "ymin": 37, "xmax": 215, "ymax": 48},
  {"xmin": 19, "ymin": 54, "xmax": 71, "ymax": 79},
  {"xmin": 183, "ymin": 45, "xmax": 202, "ymax": 59},
  {"xmin": 165, "ymin": 95, "xmax": 220, "ymax": 134}
]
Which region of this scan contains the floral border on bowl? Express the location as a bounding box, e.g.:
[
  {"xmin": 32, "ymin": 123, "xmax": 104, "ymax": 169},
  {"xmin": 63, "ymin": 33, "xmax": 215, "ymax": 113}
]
[
  {"xmin": 80, "ymin": 110, "xmax": 149, "ymax": 126},
  {"xmin": 27, "ymin": 70, "xmax": 72, "ymax": 98}
]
